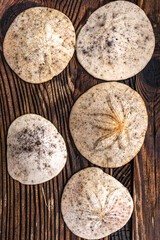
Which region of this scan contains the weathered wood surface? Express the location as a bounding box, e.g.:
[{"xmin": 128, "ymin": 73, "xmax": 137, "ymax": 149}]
[{"xmin": 0, "ymin": 0, "xmax": 160, "ymax": 239}]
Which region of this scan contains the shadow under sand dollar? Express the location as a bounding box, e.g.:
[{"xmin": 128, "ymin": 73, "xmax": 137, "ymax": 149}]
[{"xmin": 139, "ymin": 57, "xmax": 160, "ymax": 88}]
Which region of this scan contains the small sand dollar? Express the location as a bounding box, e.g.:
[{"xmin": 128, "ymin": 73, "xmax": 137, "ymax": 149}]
[
  {"xmin": 77, "ymin": 1, "xmax": 155, "ymax": 80},
  {"xmin": 3, "ymin": 7, "xmax": 75, "ymax": 83},
  {"xmin": 69, "ymin": 82, "xmax": 148, "ymax": 168},
  {"xmin": 7, "ymin": 114, "xmax": 67, "ymax": 184},
  {"xmin": 61, "ymin": 167, "xmax": 133, "ymax": 239}
]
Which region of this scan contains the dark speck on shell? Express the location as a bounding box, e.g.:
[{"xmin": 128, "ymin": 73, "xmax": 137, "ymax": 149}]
[
  {"xmin": 36, "ymin": 140, "xmax": 41, "ymax": 146},
  {"xmin": 106, "ymin": 39, "xmax": 113, "ymax": 47},
  {"xmin": 99, "ymin": 22, "xmax": 105, "ymax": 27},
  {"xmin": 82, "ymin": 49, "xmax": 88, "ymax": 54},
  {"xmin": 14, "ymin": 126, "xmax": 45, "ymax": 155}
]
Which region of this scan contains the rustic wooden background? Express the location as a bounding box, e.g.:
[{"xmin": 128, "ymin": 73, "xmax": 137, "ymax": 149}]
[{"xmin": 0, "ymin": 0, "xmax": 160, "ymax": 239}]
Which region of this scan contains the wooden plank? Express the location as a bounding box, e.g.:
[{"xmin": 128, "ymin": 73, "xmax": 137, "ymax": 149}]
[
  {"xmin": 132, "ymin": 58, "xmax": 160, "ymax": 240},
  {"xmin": 137, "ymin": 0, "xmax": 160, "ymax": 55},
  {"xmin": 0, "ymin": 0, "xmax": 159, "ymax": 240},
  {"xmin": 132, "ymin": 1, "xmax": 160, "ymax": 239}
]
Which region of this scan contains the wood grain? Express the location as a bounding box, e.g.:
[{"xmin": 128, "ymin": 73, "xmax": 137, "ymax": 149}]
[
  {"xmin": 132, "ymin": 58, "xmax": 160, "ymax": 240},
  {"xmin": 0, "ymin": 0, "xmax": 159, "ymax": 240}
]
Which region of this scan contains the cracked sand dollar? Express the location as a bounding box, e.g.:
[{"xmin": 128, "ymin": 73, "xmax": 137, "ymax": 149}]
[
  {"xmin": 76, "ymin": 1, "xmax": 155, "ymax": 80},
  {"xmin": 69, "ymin": 82, "xmax": 148, "ymax": 168},
  {"xmin": 3, "ymin": 7, "xmax": 75, "ymax": 83},
  {"xmin": 61, "ymin": 167, "xmax": 133, "ymax": 239},
  {"xmin": 7, "ymin": 114, "xmax": 67, "ymax": 184}
]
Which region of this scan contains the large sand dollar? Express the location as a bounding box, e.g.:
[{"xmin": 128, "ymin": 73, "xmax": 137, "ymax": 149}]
[
  {"xmin": 77, "ymin": 1, "xmax": 155, "ymax": 80},
  {"xmin": 61, "ymin": 167, "xmax": 133, "ymax": 239},
  {"xmin": 3, "ymin": 7, "xmax": 75, "ymax": 83},
  {"xmin": 69, "ymin": 82, "xmax": 148, "ymax": 168},
  {"xmin": 7, "ymin": 114, "xmax": 67, "ymax": 184}
]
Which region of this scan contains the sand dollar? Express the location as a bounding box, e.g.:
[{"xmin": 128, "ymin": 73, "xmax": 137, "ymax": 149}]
[
  {"xmin": 3, "ymin": 7, "xmax": 75, "ymax": 83},
  {"xmin": 7, "ymin": 114, "xmax": 67, "ymax": 184},
  {"xmin": 69, "ymin": 82, "xmax": 148, "ymax": 168},
  {"xmin": 77, "ymin": 1, "xmax": 155, "ymax": 80},
  {"xmin": 61, "ymin": 167, "xmax": 133, "ymax": 239}
]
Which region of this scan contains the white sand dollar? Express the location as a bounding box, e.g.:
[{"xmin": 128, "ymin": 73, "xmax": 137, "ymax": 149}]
[
  {"xmin": 3, "ymin": 7, "xmax": 75, "ymax": 83},
  {"xmin": 69, "ymin": 82, "xmax": 148, "ymax": 168},
  {"xmin": 7, "ymin": 114, "xmax": 67, "ymax": 184},
  {"xmin": 77, "ymin": 1, "xmax": 155, "ymax": 80},
  {"xmin": 61, "ymin": 167, "xmax": 133, "ymax": 239}
]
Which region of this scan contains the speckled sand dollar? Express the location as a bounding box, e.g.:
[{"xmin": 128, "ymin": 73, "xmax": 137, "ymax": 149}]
[
  {"xmin": 77, "ymin": 1, "xmax": 155, "ymax": 80},
  {"xmin": 61, "ymin": 167, "xmax": 133, "ymax": 239},
  {"xmin": 69, "ymin": 82, "xmax": 148, "ymax": 168},
  {"xmin": 7, "ymin": 114, "xmax": 67, "ymax": 184},
  {"xmin": 3, "ymin": 7, "xmax": 75, "ymax": 83}
]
